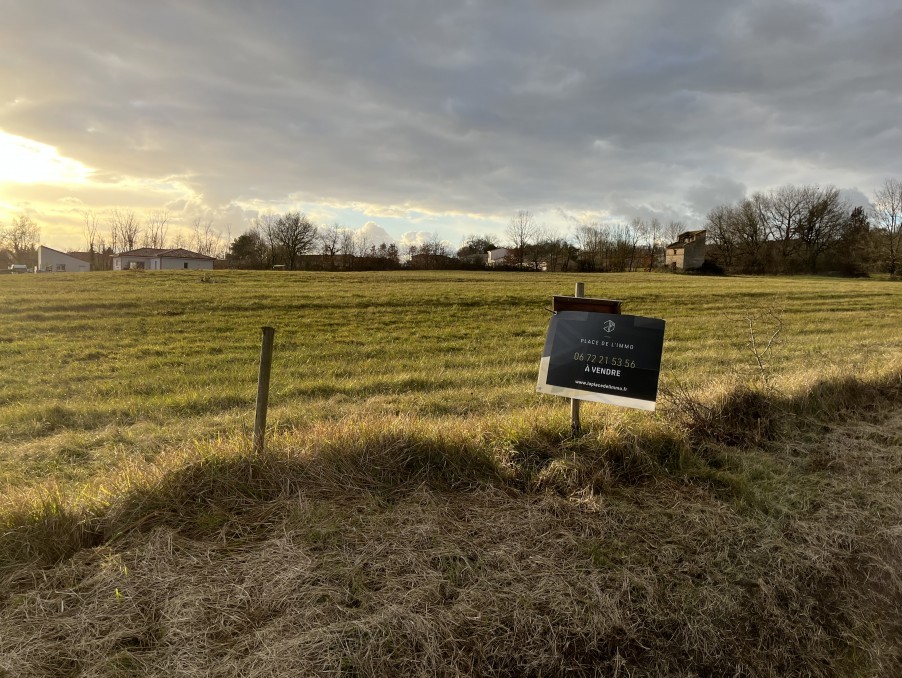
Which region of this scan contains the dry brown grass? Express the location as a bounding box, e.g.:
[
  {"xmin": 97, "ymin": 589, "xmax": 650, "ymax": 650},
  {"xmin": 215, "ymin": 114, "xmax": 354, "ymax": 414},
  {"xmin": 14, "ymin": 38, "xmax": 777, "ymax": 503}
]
[{"xmin": 1, "ymin": 370, "xmax": 901, "ymax": 676}]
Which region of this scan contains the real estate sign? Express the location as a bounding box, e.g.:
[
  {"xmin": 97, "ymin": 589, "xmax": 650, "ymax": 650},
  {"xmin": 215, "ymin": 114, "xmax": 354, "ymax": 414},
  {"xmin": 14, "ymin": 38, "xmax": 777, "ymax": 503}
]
[{"xmin": 537, "ymin": 311, "xmax": 666, "ymax": 411}]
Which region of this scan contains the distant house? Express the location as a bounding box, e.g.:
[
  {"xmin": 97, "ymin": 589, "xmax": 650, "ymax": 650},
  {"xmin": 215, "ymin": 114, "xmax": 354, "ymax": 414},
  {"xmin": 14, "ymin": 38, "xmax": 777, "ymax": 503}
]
[
  {"xmin": 113, "ymin": 247, "xmax": 215, "ymax": 271},
  {"xmin": 665, "ymin": 230, "xmax": 706, "ymax": 270},
  {"xmin": 37, "ymin": 246, "xmax": 91, "ymax": 273},
  {"xmin": 486, "ymin": 248, "xmax": 510, "ymax": 267}
]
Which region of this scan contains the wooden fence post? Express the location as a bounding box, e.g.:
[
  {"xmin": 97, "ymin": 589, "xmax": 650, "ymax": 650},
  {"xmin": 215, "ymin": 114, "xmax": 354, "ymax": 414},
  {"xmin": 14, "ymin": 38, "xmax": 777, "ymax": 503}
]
[
  {"xmin": 253, "ymin": 326, "xmax": 275, "ymax": 454},
  {"xmin": 570, "ymin": 282, "xmax": 585, "ymax": 436}
]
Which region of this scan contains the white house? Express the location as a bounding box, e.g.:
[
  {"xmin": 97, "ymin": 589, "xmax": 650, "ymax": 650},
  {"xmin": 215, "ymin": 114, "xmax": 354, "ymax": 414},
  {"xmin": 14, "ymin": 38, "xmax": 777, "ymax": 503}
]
[
  {"xmin": 113, "ymin": 247, "xmax": 216, "ymax": 271},
  {"xmin": 37, "ymin": 246, "xmax": 91, "ymax": 273},
  {"xmin": 486, "ymin": 248, "xmax": 510, "ymax": 267}
]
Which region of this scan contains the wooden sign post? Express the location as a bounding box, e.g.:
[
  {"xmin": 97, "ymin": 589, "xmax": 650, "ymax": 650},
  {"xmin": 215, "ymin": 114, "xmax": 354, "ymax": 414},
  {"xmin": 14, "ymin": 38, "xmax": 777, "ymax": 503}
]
[{"xmin": 253, "ymin": 326, "xmax": 275, "ymax": 454}]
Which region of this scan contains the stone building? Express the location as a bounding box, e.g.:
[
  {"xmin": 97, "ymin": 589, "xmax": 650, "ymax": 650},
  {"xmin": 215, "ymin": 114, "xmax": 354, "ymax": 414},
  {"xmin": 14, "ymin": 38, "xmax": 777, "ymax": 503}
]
[{"xmin": 665, "ymin": 230, "xmax": 706, "ymax": 270}]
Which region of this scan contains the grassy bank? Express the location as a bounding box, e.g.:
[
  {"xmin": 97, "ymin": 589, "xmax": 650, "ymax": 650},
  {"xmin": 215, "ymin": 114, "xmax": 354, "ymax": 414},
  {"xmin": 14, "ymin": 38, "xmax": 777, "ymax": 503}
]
[{"xmin": 1, "ymin": 270, "xmax": 900, "ymax": 675}]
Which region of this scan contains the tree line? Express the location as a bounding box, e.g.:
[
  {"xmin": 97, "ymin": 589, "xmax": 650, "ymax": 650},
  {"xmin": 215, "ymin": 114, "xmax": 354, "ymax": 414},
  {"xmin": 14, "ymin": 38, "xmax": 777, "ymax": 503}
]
[
  {"xmin": 4, "ymin": 177, "xmax": 899, "ymax": 276},
  {"xmin": 227, "ymin": 212, "xmax": 453, "ymax": 271},
  {"xmin": 704, "ymin": 180, "xmax": 902, "ymax": 276},
  {"xmin": 493, "ymin": 179, "xmax": 902, "ymax": 277},
  {"xmin": 225, "ymin": 209, "xmax": 689, "ymax": 272},
  {"xmin": 500, "ymin": 210, "xmax": 689, "ymax": 273}
]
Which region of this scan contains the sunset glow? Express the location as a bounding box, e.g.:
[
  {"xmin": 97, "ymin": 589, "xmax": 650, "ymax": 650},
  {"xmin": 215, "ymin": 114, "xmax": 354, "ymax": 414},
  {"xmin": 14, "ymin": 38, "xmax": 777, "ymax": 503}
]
[{"xmin": 0, "ymin": 130, "xmax": 92, "ymax": 185}]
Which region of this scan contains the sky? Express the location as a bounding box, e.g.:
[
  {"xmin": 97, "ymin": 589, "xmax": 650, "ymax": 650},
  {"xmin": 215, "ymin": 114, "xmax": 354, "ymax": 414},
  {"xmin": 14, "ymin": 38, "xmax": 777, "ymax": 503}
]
[{"xmin": 1, "ymin": 0, "xmax": 900, "ymax": 252}]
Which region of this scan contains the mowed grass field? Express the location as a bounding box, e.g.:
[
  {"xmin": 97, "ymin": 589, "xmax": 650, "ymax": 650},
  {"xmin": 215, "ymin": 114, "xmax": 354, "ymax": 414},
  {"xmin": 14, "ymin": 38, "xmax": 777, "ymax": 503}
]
[
  {"xmin": 1, "ymin": 270, "xmax": 901, "ymax": 676},
  {"xmin": 1, "ymin": 270, "xmax": 898, "ymax": 493}
]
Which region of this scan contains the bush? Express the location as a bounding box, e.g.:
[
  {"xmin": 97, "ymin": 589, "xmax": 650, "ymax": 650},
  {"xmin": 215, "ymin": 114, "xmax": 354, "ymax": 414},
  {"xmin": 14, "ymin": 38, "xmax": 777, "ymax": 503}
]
[{"xmin": 684, "ymin": 258, "xmax": 726, "ymax": 276}]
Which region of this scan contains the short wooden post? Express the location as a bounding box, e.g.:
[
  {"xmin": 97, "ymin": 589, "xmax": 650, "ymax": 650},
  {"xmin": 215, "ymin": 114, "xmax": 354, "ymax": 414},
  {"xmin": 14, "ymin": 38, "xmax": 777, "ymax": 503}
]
[
  {"xmin": 570, "ymin": 282, "xmax": 585, "ymax": 436},
  {"xmin": 253, "ymin": 326, "xmax": 275, "ymax": 454}
]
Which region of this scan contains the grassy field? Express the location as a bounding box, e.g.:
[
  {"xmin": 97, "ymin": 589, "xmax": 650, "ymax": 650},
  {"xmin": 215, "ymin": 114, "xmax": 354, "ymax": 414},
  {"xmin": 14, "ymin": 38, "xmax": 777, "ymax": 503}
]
[
  {"xmin": 1, "ymin": 270, "xmax": 901, "ymax": 676},
  {"xmin": 1, "ymin": 270, "xmax": 898, "ymax": 493}
]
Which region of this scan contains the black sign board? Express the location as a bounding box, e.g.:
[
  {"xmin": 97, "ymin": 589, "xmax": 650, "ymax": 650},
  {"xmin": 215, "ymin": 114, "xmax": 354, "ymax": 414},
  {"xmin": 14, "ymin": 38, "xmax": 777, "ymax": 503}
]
[{"xmin": 537, "ymin": 311, "xmax": 666, "ymax": 411}]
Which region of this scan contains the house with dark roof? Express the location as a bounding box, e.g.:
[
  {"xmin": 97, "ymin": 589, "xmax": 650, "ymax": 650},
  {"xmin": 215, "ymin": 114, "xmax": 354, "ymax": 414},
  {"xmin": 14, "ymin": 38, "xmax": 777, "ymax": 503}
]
[
  {"xmin": 665, "ymin": 230, "xmax": 706, "ymax": 270},
  {"xmin": 37, "ymin": 246, "xmax": 92, "ymax": 273},
  {"xmin": 112, "ymin": 247, "xmax": 216, "ymax": 271}
]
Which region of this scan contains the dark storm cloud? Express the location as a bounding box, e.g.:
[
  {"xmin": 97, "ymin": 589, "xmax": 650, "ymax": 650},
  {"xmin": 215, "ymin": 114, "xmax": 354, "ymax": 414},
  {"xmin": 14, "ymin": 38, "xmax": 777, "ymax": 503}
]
[{"xmin": 2, "ymin": 0, "xmax": 900, "ymax": 228}]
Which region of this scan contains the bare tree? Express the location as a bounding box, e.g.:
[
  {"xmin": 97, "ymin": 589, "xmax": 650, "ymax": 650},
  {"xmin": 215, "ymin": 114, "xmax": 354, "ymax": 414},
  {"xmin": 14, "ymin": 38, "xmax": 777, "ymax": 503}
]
[
  {"xmin": 339, "ymin": 228, "xmax": 357, "ymax": 269},
  {"xmin": 273, "ymin": 211, "xmax": 317, "ymax": 270},
  {"xmin": 795, "ymin": 186, "xmax": 847, "ymax": 273},
  {"xmin": 81, "ymin": 210, "xmax": 101, "ymax": 270},
  {"xmin": 170, "ymin": 229, "xmax": 187, "ymax": 249},
  {"xmin": 704, "ymin": 199, "xmax": 767, "ymax": 273},
  {"xmin": 623, "ymin": 218, "xmax": 644, "ymax": 271},
  {"xmin": 739, "ymin": 198, "xmax": 771, "ymax": 273},
  {"xmin": 191, "ymin": 216, "xmax": 224, "ymax": 258},
  {"xmin": 250, "ymin": 213, "xmax": 280, "ymax": 267},
  {"xmin": 873, "ymin": 178, "xmax": 902, "ymax": 276},
  {"xmin": 663, "ymin": 220, "xmax": 685, "ymax": 245},
  {"xmin": 355, "ymin": 231, "xmax": 371, "ymax": 266},
  {"xmin": 318, "ymin": 222, "xmax": 343, "ymax": 270},
  {"xmin": 527, "ymin": 224, "xmax": 552, "ymax": 271},
  {"xmin": 759, "ymin": 185, "xmax": 809, "ymax": 269},
  {"xmin": 706, "ymin": 205, "xmax": 737, "ymax": 268},
  {"xmin": 540, "ymin": 236, "xmax": 573, "ymax": 272},
  {"xmin": 143, "ymin": 209, "xmax": 171, "ymax": 249},
  {"xmin": 0, "ymin": 214, "xmax": 40, "ymax": 265},
  {"xmin": 506, "ymin": 210, "xmax": 537, "ymax": 268},
  {"xmin": 573, "ymin": 223, "xmax": 605, "ymax": 271},
  {"xmin": 83, "ymin": 210, "xmax": 100, "ymax": 253},
  {"xmin": 641, "ymin": 218, "xmax": 663, "ymax": 271},
  {"xmin": 109, "ymin": 209, "xmax": 141, "ymax": 251},
  {"xmin": 93, "ymin": 234, "xmax": 114, "ymax": 270},
  {"xmin": 408, "ymin": 234, "xmax": 449, "ymax": 269},
  {"xmin": 425, "ymin": 234, "xmax": 448, "ymax": 260}
]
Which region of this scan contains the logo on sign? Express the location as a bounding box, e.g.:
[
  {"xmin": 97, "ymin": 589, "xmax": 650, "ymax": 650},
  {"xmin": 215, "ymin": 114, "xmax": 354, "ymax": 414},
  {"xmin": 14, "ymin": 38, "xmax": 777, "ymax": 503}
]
[{"xmin": 603, "ymin": 319, "xmax": 616, "ymax": 333}]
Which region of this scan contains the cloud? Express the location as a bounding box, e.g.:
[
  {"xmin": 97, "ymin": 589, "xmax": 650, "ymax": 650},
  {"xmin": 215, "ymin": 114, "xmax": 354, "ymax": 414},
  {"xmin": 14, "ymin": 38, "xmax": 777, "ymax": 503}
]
[
  {"xmin": 686, "ymin": 177, "xmax": 748, "ymax": 218},
  {"xmin": 0, "ymin": 131, "xmax": 92, "ymax": 184},
  {"xmin": 398, "ymin": 231, "xmax": 451, "ymax": 252},
  {"xmin": 1, "ymin": 0, "xmax": 901, "ymax": 249},
  {"xmin": 838, "ymin": 188, "xmax": 871, "ymax": 210},
  {"xmin": 355, "ymin": 221, "xmax": 395, "ymax": 247}
]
